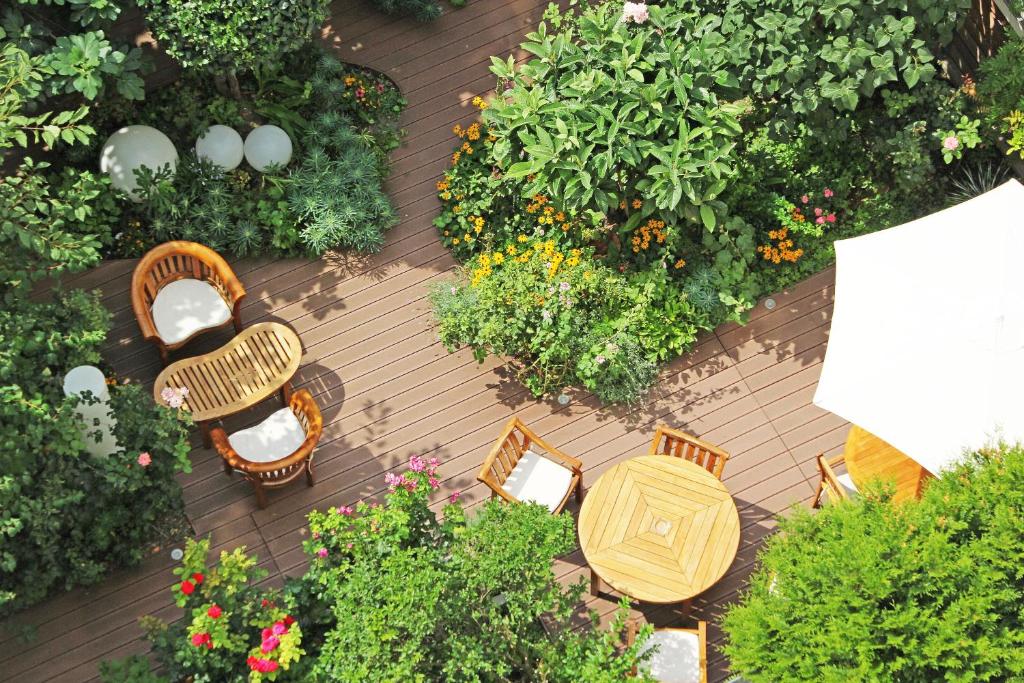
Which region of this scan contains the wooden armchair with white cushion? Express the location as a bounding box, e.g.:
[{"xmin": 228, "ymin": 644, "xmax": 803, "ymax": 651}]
[
  {"xmin": 477, "ymin": 416, "xmax": 583, "ymax": 514},
  {"xmin": 627, "ymin": 619, "xmax": 708, "ymax": 683},
  {"xmin": 812, "ymin": 453, "xmax": 858, "ymax": 508},
  {"xmin": 131, "ymin": 241, "xmax": 245, "ymax": 365},
  {"xmin": 210, "ymin": 389, "xmax": 322, "ymax": 508}
]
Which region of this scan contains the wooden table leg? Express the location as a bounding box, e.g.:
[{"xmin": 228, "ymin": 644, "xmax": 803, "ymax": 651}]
[
  {"xmin": 280, "ymin": 381, "xmax": 292, "ymax": 407},
  {"xmin": 678, "ymin": 598, "xmax": 692, "ymax": 621},
  {"xmin": 199, "ymin": 420, "xmax": 213, "ymax": 449},
  {"xmin": 590, "ymin": 569, "xmax": 602, "ymax": 597}
]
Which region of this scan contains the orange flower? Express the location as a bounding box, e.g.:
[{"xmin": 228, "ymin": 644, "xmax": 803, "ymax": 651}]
[{"xmin": 631, "ymin": 199, "xmax": 642, "ymax": 209}]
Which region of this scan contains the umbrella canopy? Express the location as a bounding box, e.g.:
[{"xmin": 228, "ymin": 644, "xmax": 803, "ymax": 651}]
[{"xmin": 813, "ymin": 180, "xmax": 1024, "ymax": 474}]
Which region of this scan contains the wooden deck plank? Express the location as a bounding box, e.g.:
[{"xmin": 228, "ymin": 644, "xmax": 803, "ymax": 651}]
[{"xmin": 3, "ymin": 2, "xmax": 853, "ymax": 680}]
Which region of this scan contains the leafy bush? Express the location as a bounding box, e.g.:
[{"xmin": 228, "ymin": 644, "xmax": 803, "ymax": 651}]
[
  {"xmin": 430, "ymin": 243, "xmax": 711, "ymax": 403},
  {"xmin": 722, "ymin": 444, "xmax": 1024, "ymax": 682},
  {"xmin": 487, "ymin": 2, "xmax": 745, "ymax": 233},
  {"xmin": 0, "ymin": 292, "xmax": 191, "ymax": 614},
  {"xmin": 369, "ymin": 0, "xmax": 443, "ymax": 21},
  {"xmin": 138, "ymin": 0, "xmax": 331, "ymax": 92},
  {"xmin": 0, "ymin": 157, "xmax": 121, "ymax": 291},
  {"xmin": 0, "ymin": 2, "xmax": 148, "ymax": 149},
  {"xmin": 977, "ymin": 38, "xmax": 1024, "ymax": 158},
  {"xmin": 115, "ymin": 459, "xmax": 652, "ymax": 681}
]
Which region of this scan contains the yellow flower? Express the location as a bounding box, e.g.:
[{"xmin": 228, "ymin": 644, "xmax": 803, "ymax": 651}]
[
  {"xmin": 632, "ymin": 199, "xmax": 642, "ymax": 209},
  {"xmin": 461, "ymin": 142, "xmax": 473, "ymax": 154},
  {"xmin": 478, "ymin": 253, "xmax": 491, "ymax": 266},
  {"xmin": 440, "ymin": 191, "xmax": 451, "ymax": 200},
  {"xmin": 555, "ymin": 212, "xmax": 565, "ymax": 222},
  {"xmin": 453, "ymin": 204, "xmax": 462, "ymax": 213},
  {"xmin": 453, "ymin": 124, "xmax": 464, "ymax": 137},
  {"xmin": 506, "ymin": 245, "xmax": 517, "ymax": 255},
  {"xmin": 453, "ymin": 238, "xmax": 460, "ymax": 244},
  {"xmin": 451, "ymin": 152, "xmax": 461, "ymax": 164},
  {"xmin": 674, "ymin": 258, "xmax": 686, "ymax": 269},
  {"xmin": 436, "ymin": 180, "xmax": 449, "ymax": 191},
  {"xmin": 472, "ymin": 96, "xmax": 488, "ymax": 109},
  {"xmin": 517, "ymin": 235, "xmax": 528, "ymax": 243},
  {"xmin": 492, "ymin": 252, "xmax": 505, "ymax": 264},
  {"xmin": 344, "ymin": 76, "xmax": 356, "ymax": 86}
]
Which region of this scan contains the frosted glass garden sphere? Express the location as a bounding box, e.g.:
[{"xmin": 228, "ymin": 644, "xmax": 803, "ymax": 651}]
[
  {"xmin": 99, "ymin": 125, "xmax": 178, "ymax": 201},
  {"xmin": 195, "ymin": 124, "xmax": 244, "ymax": 170},
  {"xmin": 244, "ymin": 124, "xmax": 293, "ymax": 172}
]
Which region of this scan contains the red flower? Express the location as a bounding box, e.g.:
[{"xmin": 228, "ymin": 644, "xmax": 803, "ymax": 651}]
[
  {"xmin": 283, "ymin": 615, "xmax": 296, "ymax": 627},
  {"xmin": 191, "ymin": 573, "xmax": 205, "ymax": 584},
  {"xmin": 207, "ymin": 604, "xmax": 222, "ymax": 619},
  {"xmin": 261, "ymin": 598, "xmax": 269, "ymax": 607},
  {"xmin": 261, "ymin": 627, "xmax": 273, "ymax": 641},
  {"xmin": 180, "ymin": 580, "xmax": 195, "ymax": 595},
  {"xmin": 191, "ymin": 632, "xmax": 211, "ymax": 648}
]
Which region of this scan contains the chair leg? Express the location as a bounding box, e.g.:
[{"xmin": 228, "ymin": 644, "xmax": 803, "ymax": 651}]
[
  {"xmin": 232, "ymin": 312, "xmax": 243, "ymax": 334},
  {"xmin": 252, "ymin": 480, "xmax": 268, "ymax": 509},
  {"xmin": 222, "ymin": 458, "xmax": 232, "ymax": 476},
  {"xmin": 575, "ymin": 475, "xmax": 583, "ymax": 503},
  {"xmin": 158, "ymin": 345, "xmax": 169, "ymax": 367},
  {"xmin": 306, "ymin": 460, "xmax": 315, "ymax": 487},
  {"xmin": 280, "ymin": 381, "xmax": 292, "ymax": 407},
  {"xmin": 590, "ymin": 569, "xmax": 602, "ymax": 597},
  {"xmin": 811, "ymin": 479, "xmax": 825, "ymax": 509},
  {"xmin": 199, "ymin": 421, "xmax": 212, "ymax": 449}
]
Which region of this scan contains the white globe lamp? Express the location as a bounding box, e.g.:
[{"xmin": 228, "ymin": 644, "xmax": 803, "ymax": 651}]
[
  {"xmin": 244, "ymin": 125, "xmax": 293, "ymax": 172},
  {"xmin": 195, "ymin": 124, "xmax": 244, "ymax": 170},
  {"xmin": 63, "ymin": 365, "xmax": 120, "ymax": 458},
  {"xmin": 99, "ymin": 125, "xmax": 178, "ymax": 201}
]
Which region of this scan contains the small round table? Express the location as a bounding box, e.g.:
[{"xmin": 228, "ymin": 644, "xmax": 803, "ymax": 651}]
[
  {"xmin": 844, "ymin": 425, "xmax": 933, "ymax": 503},
  {"xmin": 578, "ymin": 455, "xmax": 740, "ymax": 604}
]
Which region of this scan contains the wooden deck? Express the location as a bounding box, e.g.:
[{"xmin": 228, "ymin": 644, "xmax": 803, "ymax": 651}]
[{"xmin": 0, "ymin": 1, "xmax": 848, "ymax": 680}]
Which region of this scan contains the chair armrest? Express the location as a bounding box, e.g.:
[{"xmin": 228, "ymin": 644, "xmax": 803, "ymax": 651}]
[
  {"xmin": 211, "ymin": 424, "xmax": 316, "ymax": 474},
  {"xmin": 529, "ymin": 431, "xmax": 583, "ymax": 473}
]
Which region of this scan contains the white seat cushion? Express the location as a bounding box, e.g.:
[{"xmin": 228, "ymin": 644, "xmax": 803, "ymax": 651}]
[
  {"xmin": 151, "ymin": 278, "xmax": 231, "ymax": 345},
  {"xmin": 638, "ymin": 630, "xmax": 702, "ymax": 683},
  {"xmin": 228, "ymin": 408, "xmax": 306, "ymax": 463},
  {"xmin": 500, "ymin": 450, "xmax": 574, "ymax": 512},
  {"xmin": 835, "ymin": 472, "xmax": 859, "ymax": 497}
]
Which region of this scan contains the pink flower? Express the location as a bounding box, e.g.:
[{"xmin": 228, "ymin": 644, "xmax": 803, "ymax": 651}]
[
  {"xmin": 621, "ymin": 1, "xmax": 649, "ymax": 23},
  {"xmin": 355, "ymin": 87, "xmax": 366, "ymax": 99},
  {"xmin": 338, "ymin": 505, "xmax": 353, "ymax": 516},
  {"xmin": 384, "ymin": 472, "xmax": 402, "ymax": 489},
  {"xmin": 450, "ymin": 491, "xmax": 461, "ymax": 503},
  {"xmin": 261, "ymin": 627, "xmax": 273, "ymax": 640},
  {"xmin": 409, "ymin": 455, "xmax": 425, "ymax": 472},
  {"xmin": 376, "ymin": 83, "xmax": 385, "ymax": 93},
  {"xmin": 826, "ymin": 213, "xmax": 836, "ymax": 223},
  {"xmin": 428, "ymin": 457, "xmax": 440, "ymax": 469},
  {"xmin": 428, "ymin": 476, "xmax": 440, "ymax": 489},
  {"xmin": 137, "ymin": 452, "xmax": 151, "ymax": 467},
  {"xmin": 271, "ymin": 622, "xmax": 288, "ymax": 636},
  {"xmin": 943, "ymin": 135, "xmax": 960, "ymax": 151},
  {"xmin": 207, "ymin": 604, "xmax": 222, "ymax": 619},
  {"xmin": 800, "ymin": 194, "xmax": 809, "ymax": 204},
  {"xmin": 317, "ymin": 547, "xmax": 328, "ymax": 558},
  {"xmin": 813, "ymin": 207, "xmax": 823, "ymax": 217},
  {"xmin": 257, "ymin": 659, "xmax": 279, "ymax": 673},
  {"xmin": 823, "ymin": 187, "xmax": 834, "ymax": 198},
  {"xmin": 595, "ymin": 355, "xmax": 606, "ymax": 365},
  {"xmin": 815, "ymin": 216, "xmax": 826, "ymax": 225},
  {"xmin": 346, "ymin": 542, "xmax": 353, "ymax": 549},
  {"xmin": 261, "ymin": 635, "xmax": 280, "ymax": 653}
]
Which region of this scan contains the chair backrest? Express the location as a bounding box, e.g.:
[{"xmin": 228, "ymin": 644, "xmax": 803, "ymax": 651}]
[
  {"xmin": 649, "ymin": 425, "xmax": 729, "ymax": 480},
  {"xmin": 816, "ymin": 453, "xmax": 851, "ymax": 504},
  {"xmin": 477, "ymin": 417, "xmax": 537, "ymax": 495},
  {"xmin": 290, "ymin": 389, "xmax": 323, "ymax": 443}
]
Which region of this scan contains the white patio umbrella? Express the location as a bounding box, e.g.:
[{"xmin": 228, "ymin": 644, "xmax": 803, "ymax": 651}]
[{"xmin": 813, "ymin": 179, "xmax": 1024, "ymax": 474}]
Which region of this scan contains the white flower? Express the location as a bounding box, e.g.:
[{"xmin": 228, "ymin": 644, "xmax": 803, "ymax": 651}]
[
  {"xmin": 558, "ymin": 281, "xmax": 570, "ymax": 292},
  {"xmin": 450, "ymin": 286, "xmax": 458, "ymax": 294},
  {"xmin": 595, "ymin": 355, "xmax": 606, "ymax": 365},
  {"xmin": 622, "ymin": 1, "xmax": 649, "ymax": 24},
  {"xmin": 542, "ymin": 310, "xmax": 552, "ymax": 321}
]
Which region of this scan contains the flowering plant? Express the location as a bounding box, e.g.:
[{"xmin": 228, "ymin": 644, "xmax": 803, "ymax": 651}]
[{"xmin": 935, "ymin": 116, "xmax": 981, "ymax": 163}]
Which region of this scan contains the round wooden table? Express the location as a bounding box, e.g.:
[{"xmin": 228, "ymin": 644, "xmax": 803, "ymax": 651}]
[
  {"xmin": 844, "ymin": 425, "xmax": 933, "ymax": 503},
  {"xmin": 578, "ymin": 455, "xmax": 740, "ymax": 604}
]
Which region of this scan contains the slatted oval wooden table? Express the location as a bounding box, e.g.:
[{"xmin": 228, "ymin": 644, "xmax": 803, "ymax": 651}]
[
  {"xmin": 153, "ymin": 322, "xmax": 302, "ymax": 448},
  {"xmin": 579, "ymin": 455, "xmax": 740, "ymax": 605}
]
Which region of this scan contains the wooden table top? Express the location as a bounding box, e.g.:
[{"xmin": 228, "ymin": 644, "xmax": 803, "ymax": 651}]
[
  {"xmin": 578, "ymin": 455, "xmax": 740, "ymax": 604},
  {"xmin": 844, "ymin": 425, "xmax": 932, "ymax": 503},
  {"xmin": 154, "ymin": 322, "xmax": 302, "ymax": 422}
]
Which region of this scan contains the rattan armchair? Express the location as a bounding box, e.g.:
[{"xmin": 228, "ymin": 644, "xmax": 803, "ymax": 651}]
[
  {"xmin": 211, "ymin": 389, "xmax": 322, "ymax": 509},
  {"xmin": 626, "ymin": 618, "xmax": 708, "ymax": 683},
  {"xmin": 477, "ymin": 416, "xmax": 583, "ymax": 514},
  {"xmin": 649, "ymin": 425, "xmax": 730, "ymax": 480},
  {"xmin": 812, "ymin": 453, "xmax": 858, "ymax": 508},
  {"xmin": 131, "ymin": 241, "xmax": 245, "ymax": 365}
]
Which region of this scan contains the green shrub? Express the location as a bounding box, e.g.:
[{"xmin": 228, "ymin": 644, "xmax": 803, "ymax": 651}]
[
  {"xmin": 722, "ymin": 444, "xmax": 1024, "ymax": 682},
  {"xmin": 0, "ymin": 157, "xmax": 120, "ymax": 292},
  {"xmin": 700, "ymin": 0, "xmax": 970, "ymax": 134},
  {"xmin": 115, "ymin": 459, "xmax": 651, "ymax": 681},
  {"xmin": 138, "ymin": 0, "xmax": 331, "ymax": 89},
  {"xmin": 369, "ymin": 0, "xmax": 442, "ymax": 21},
  {"xmin": 0, "ymin": 292, "xmax": 191, "ymax": 614},
  {"xmin": 487, "ymin": 2, "xmax": 745, "ymax": 233},
  {"xmin": 977, "ymin": 38, "xmax": 1024, "ymax": 157}
]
